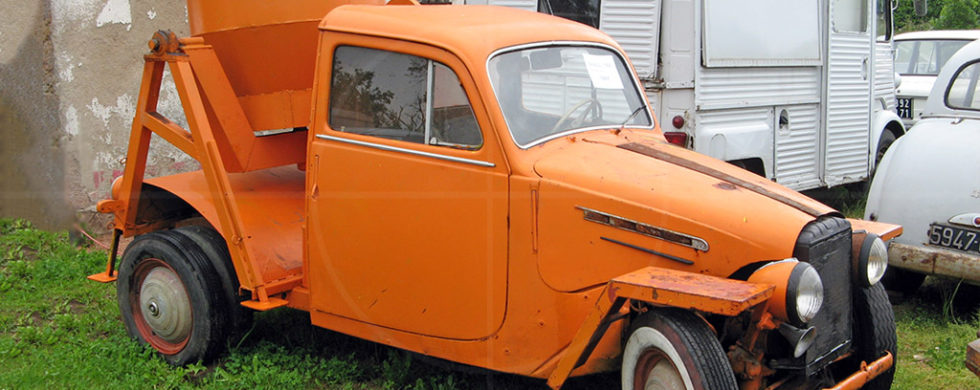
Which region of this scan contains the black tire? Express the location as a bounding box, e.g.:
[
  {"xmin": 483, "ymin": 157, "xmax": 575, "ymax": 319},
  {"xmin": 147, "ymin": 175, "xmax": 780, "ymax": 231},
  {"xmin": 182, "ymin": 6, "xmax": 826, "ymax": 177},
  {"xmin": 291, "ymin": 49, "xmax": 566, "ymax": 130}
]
[
  {"xmin": 622, "ymin": 309, "xmax": 737, "ymax": 390},
  {"xmin": 172, "ymin": 226, "xmax": 253, "ymax": 338},
  {"xmin": 872, "ymin": 131, "xmax": 897, "ymax": 177},
  {"xmin": 880, "ymin": 266, "xmax": 926, "ymax": 295},
  {"xmin": 852, "ymin": 283, "xmax": 897, "ymax": 390},
  {"xmin": 117, "ymin": 230, "xmax": 230, "ymax": 365}
]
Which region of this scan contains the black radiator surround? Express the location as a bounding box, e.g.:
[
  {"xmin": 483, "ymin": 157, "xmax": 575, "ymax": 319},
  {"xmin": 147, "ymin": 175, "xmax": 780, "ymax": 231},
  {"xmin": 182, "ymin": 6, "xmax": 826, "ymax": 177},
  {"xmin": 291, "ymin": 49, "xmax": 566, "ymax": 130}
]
[{"xmin": 788, "ymin": 216, "xmax": 853, "ymax": 376}]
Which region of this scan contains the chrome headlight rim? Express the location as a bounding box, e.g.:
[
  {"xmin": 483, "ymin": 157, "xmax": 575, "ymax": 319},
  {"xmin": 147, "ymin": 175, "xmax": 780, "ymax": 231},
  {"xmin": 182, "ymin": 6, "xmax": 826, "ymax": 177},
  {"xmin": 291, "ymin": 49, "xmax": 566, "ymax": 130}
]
[
  {"xmin": 858, "ymin": 233, "xmax": 889, "ymax": 287},
  {"xmin": 786, "ymin": 262, "xmax": 824, "ymax": 326}
]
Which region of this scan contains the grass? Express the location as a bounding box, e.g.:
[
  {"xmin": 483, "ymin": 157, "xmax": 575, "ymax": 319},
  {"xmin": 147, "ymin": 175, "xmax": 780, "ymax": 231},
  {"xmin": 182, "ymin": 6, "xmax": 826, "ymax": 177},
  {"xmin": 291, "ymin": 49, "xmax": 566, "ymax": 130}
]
[
  {"xmin": 1, "ymin": 216, "xmax": 977, "ymax": 389},
  {"xmin": 891, "ymin": 278, "xmax": 980, "ymax": 390}
]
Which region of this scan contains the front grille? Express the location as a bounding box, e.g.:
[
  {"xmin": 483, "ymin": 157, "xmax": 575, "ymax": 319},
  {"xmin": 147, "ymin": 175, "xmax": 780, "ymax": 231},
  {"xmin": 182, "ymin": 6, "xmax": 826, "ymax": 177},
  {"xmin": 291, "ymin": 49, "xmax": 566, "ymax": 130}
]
[{"xmin": 793, "ymin": 216, "xmax": 852, "ymax": 375}]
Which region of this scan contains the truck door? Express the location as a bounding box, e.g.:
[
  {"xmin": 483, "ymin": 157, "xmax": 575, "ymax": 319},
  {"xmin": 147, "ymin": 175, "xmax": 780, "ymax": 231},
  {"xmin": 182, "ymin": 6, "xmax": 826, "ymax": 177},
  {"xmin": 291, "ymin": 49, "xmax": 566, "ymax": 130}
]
[
  {"xmin": 306, "ymin": 41, "xmax": 509, "ymax": 340},
  {"xmin": 824, "ymin": 0, "xmax": 874, "ymax": 185}
]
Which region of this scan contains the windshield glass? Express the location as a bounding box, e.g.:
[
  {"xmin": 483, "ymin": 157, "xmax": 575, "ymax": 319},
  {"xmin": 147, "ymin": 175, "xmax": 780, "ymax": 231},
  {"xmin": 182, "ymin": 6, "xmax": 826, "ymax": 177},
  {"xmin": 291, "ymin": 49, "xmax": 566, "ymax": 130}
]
[
  {"xmin": 488, "ymin": 45, "xmax": 652, "ymax": 147},
  {"xmin": 895, "ymin": 39, "xmax": 971, "ymax": 76}
]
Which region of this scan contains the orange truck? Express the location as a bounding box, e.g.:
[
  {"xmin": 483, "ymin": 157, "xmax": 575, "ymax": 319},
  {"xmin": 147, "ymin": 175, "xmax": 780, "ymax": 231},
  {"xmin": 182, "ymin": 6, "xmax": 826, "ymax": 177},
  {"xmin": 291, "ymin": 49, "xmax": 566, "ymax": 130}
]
[{"xmin": 91, "ymin": 1, "xmax": 903, "ymax": 388}]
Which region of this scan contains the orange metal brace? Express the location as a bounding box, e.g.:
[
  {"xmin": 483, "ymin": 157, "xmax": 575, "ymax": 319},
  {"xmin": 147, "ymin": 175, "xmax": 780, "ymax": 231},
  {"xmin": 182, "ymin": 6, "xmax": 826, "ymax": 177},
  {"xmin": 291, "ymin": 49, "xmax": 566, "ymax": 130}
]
[{"xmin": 91, "ymin": 36, "xmax": 287, "ymax": 310}]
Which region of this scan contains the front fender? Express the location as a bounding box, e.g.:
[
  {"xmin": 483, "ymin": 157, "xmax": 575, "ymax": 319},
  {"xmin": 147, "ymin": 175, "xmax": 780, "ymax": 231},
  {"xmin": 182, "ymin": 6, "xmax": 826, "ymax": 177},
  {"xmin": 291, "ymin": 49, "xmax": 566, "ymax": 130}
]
[{"xmin": 870, "ymin": 110, "xmax": 905, "ymax": 169}]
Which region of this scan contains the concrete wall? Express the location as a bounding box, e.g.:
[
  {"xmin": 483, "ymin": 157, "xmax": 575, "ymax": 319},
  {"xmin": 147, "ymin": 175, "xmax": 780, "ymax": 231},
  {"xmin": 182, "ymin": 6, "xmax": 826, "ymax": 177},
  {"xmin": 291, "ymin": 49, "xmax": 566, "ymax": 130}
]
[{"xmin": 0, "ymin": 1, "xmax": 192, "ymax": 230}]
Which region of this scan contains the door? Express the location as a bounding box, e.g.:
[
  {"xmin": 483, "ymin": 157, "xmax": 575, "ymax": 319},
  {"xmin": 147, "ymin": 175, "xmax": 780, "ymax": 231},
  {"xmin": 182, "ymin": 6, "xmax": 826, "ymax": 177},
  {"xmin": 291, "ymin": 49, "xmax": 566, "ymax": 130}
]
[
  {"xmin": 824, "ymin": 0, "xmax": 874, "ymax": 185},
  {"xmin": 306, "ymin": 43, "xmax": 509, "ymax": 340}
]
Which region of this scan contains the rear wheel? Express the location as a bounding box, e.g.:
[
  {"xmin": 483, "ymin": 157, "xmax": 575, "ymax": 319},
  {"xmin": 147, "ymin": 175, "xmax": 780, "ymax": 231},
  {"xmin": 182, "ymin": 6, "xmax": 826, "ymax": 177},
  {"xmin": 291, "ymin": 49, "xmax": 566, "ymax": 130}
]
[
  {"xmin": 173, "ymin": 226, "xmax": 252, "ymax": 337},
  {"xmin": 117, "ymin": 231, "xmax": 229, "ymax": 365},
  {"xmin": 622, "ymin": 309, "xmax": 737, "ymax": 390},
  {"xmin": 852, "ymin": 283, "xmax": 897, "ymax": 390}
]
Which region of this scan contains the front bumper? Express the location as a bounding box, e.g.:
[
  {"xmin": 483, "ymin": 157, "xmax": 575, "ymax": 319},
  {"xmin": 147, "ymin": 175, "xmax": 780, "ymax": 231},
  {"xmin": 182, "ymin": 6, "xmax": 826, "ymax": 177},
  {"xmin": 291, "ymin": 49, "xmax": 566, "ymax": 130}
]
[
  {"xmin": 888, "ymin": 242, "xmax": 980, "ymax": 283},
  {"xmin": 823, "ymin": 352, "xmax": 893, "ymax": 390}
]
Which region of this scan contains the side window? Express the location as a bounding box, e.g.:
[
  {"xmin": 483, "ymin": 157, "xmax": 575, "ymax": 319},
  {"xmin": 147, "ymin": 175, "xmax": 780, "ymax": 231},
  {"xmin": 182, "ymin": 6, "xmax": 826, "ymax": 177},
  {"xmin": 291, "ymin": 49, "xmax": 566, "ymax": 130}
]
[
  {"xmin": 539, "ymin": 0, "xmax": 601, "ymax": 29},
  {"xmin": 875, "ymin": 0, "xmax": 891, "ymax": 41},
  {"xmin": 329, "ymin": 46, "xmax": 483, "ymax": 150},
  {"xmin": 833, "ymin": 0, "xmax": 868, "ymax": 33},
  {"xmin": 946, "ymin": 61, "xmax": 980, "ymax": 111}
]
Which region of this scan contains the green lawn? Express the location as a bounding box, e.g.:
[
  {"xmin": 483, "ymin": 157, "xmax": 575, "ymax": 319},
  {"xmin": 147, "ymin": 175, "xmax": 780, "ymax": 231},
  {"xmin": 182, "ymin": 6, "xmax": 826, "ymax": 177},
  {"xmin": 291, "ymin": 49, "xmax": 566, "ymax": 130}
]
[{"xmin": 0, "ymin": 218, "xmax": 977, "ymax": 389}]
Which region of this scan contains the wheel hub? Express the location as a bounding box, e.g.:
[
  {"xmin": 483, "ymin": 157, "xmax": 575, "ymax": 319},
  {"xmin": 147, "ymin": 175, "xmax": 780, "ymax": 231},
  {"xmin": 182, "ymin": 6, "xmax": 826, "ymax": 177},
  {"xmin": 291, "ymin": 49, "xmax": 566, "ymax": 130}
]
[
  {"xmin": 636, "ymin": 349, "xmax": 686, "ymax": 390},
  {"xmin": 139, "ymin": 266, "xmax": 192, "ymax": 344}
]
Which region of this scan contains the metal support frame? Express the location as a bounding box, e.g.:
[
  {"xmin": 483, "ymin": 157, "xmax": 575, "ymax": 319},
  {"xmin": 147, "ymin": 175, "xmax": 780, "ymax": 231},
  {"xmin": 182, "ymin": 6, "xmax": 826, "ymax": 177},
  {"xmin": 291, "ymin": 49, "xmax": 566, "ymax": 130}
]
[{"xmin": 90, "ymin": 36, "xmax": 287, "ymax": 310}]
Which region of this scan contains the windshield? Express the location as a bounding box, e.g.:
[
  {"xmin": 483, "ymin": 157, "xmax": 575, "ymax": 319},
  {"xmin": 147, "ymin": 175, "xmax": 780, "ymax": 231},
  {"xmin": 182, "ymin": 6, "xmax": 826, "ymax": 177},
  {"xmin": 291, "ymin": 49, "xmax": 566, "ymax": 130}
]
[
  {"xmin": 488, "ymin": 45, "xmax": 652, "ymax": 148},
  {"xmin": 895, "ymin": 39, "xmax": 972, "ymax": 76}
]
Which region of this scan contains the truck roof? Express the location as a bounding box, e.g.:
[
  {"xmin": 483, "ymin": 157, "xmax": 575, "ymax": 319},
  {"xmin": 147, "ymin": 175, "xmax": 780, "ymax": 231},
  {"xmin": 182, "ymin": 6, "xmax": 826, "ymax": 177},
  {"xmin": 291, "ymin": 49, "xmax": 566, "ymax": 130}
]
[
  {"xmin": 320, "ymin": 5, "xmax": 618, "ymax": 62},
  {"xmin": 895, "ymin": 30, "xmax": 980, "ymax": 41}
]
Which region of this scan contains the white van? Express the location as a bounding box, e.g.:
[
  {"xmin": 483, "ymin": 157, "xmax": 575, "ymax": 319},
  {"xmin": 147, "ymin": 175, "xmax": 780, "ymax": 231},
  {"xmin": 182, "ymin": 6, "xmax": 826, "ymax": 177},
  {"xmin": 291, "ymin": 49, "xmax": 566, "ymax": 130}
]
[{"xmin": 463, "ymin": 0, "xmax": 905, "ymax": 190}]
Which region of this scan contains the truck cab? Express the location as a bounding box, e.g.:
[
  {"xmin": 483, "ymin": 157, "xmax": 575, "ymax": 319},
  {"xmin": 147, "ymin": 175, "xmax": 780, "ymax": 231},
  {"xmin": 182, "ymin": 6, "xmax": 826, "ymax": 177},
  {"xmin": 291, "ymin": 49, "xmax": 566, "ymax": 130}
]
[{"xmin": 93, "ymin": 1, "xmax": 901, "ymax": 389}]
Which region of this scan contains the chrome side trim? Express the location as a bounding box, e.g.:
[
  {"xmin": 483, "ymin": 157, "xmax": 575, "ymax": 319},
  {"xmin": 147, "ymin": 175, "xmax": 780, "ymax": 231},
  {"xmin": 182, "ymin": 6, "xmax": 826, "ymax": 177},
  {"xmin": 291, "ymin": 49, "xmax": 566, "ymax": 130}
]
[
  {"xmin": 577, "ymin": 206, "xmax": 710, "ymax": 252},
  {"xmin": 315, "ymin": 134, "xmax": 495, "ymax": 168}
]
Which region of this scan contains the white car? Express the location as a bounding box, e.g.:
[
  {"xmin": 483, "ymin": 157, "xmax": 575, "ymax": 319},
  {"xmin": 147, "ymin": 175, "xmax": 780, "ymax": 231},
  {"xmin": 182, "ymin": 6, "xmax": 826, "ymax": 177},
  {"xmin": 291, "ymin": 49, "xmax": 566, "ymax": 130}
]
[
  {"xmin": 867, "ymin": 38, "xmax": 980, "ymax": 293},
  {"xmin": 894, "ymin": 30, "xmax": 980, "ymax": 127}
]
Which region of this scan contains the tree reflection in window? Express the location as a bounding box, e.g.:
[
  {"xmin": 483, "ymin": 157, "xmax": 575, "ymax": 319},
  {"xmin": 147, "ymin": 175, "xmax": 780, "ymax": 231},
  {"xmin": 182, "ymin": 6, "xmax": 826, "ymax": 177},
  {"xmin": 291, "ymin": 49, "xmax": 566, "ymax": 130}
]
[
  {"xmin": 329, "ymin": 46, "xmax": 482, "ymax": 149},
  {"xmin": 539, "ymin": 0, "xmax": 600, "ymax": 29}
]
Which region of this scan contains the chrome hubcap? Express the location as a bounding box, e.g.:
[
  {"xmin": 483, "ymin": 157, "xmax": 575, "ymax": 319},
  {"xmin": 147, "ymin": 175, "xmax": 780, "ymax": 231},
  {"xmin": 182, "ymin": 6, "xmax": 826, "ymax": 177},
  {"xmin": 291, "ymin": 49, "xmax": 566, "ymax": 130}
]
[{"xmin": 139, "ymin": 267, "xmax": 191, "ymax": 343}]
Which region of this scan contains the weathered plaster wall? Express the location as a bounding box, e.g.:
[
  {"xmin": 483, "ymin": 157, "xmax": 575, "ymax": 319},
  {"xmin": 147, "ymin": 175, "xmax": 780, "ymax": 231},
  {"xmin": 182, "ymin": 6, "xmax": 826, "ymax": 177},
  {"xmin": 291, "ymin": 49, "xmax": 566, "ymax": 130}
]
[{"xmin": 0, "ymin": 1, "xmax": 191, "ymax": 229}]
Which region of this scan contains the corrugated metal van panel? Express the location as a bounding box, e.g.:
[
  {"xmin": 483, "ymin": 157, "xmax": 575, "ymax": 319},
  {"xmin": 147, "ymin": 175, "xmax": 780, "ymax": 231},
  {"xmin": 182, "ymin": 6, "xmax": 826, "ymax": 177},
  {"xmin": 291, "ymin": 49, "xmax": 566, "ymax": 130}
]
[
  {"xmin": 697, "ymin": 67, "xmax": 821, "ymax": 110},
  {"xmin": 486, "ymin": 0, "xmax": 536, "ymax": 11},
  {"xmin": 874, "ymin": 42, "xmax": 896, "ymax": 111},
  {"xmin": 774, "ymin": 105, "xmax": 821, "ymax": 190},
  {"xmin": 825, "ymin": 34, "xmax": 871, "ymax": 184},
  {"xmin": 599, "ymin": 1, "xmax": 661, "ymax": 80}
]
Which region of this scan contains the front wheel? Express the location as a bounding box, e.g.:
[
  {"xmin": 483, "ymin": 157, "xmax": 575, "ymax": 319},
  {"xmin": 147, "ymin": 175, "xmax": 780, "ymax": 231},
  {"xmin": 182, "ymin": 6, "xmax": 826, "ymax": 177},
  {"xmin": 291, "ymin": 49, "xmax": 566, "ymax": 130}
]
[
  {"xmin": 852, "ymin": 283, "xmax": 897, "ymax": 390},
  {"xmin": 622, "ymin": 309, "xmax": 737, "ymax": 390},
  {"xmin": 117, "ymin": 231, "xmax": 230, "ymax": 365}
]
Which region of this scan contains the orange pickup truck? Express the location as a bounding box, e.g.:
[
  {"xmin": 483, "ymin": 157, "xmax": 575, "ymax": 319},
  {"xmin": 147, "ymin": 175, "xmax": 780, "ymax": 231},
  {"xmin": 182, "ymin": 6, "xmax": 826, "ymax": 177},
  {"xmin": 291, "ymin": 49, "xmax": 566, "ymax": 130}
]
[{"xmin": 92, "ymin": 1, "xmax": 902, "ymax": 389}]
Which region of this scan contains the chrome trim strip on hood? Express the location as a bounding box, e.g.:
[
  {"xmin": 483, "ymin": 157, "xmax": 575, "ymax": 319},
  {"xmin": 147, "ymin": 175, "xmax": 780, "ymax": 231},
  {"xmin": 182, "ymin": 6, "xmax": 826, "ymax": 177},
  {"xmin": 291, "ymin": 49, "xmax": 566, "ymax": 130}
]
[{"xmin": 577, "ymin": 206, "xmax": 709, "ymax": 252}]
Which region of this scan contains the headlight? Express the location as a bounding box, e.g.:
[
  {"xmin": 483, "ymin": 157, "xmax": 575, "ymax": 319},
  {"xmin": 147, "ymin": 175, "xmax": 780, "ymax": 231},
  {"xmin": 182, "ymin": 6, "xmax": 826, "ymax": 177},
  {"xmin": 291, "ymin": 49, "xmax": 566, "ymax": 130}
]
[
  {"xmin": 787, "ymin": 263, "xmax": 824, "ymax": 325},
  {"xmin": 855, "ymin": 233, "xmax": 888, "ymax": 287},
  {"xmin": 748, "ymin": 259, "xmax": 825, "ymax": 326}
]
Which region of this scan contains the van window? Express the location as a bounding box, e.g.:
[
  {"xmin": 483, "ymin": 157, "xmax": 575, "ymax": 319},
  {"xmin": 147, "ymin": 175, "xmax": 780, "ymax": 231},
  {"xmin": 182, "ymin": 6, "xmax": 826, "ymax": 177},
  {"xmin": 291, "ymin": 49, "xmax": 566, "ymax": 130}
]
[
  {"xmin": 833, "ymin": 0, "xmax": 868, "ymax": 33},
  {"xmin": 329, "ymin": 46, "xmax": 483, "ymax": 149},
  {"xmin": 539, "ymin": 0, "xmax": 600, "ymax": 28}
]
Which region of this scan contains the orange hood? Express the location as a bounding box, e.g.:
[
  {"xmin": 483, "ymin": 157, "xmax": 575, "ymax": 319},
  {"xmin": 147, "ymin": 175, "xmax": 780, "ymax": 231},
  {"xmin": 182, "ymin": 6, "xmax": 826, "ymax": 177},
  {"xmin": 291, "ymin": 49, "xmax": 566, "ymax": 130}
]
[{"xmin": 529, "ymin": 131, "xmax": 836, "ymax": 292}]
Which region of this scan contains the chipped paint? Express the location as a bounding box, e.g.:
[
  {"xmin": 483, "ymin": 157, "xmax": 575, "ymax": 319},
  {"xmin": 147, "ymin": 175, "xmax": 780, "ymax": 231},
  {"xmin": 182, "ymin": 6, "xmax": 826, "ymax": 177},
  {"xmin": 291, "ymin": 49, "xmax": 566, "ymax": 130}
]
[
  {"xmin": 65, "ymin": 106, "xmax": 79, "ymax": 136},
  {"xmin": 57, "ymin": 53, "xmax": 75, "ymax": 82},
  {"xmin": 96, "ymin": 0, "xmax": 133, "ymax": 29},
  {"xmin": 87, "ymin": 94, "xmax": 135, "ymax": 129}
]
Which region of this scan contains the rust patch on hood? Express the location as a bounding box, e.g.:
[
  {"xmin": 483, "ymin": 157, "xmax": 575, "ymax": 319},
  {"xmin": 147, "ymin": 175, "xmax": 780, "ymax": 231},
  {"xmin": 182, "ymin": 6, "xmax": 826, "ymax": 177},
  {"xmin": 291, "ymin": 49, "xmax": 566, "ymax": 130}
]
[{"xmin": 618, "ymin": 142, "xmax": 827, "ymax": 217}]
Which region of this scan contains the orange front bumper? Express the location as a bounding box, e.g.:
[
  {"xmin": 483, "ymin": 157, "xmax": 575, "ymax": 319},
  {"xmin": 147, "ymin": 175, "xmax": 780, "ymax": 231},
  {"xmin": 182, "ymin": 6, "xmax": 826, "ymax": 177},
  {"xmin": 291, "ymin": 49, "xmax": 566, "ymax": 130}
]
[{"xmin": 823, "ymin": 352, "xmax": 894, "ymax": 390}]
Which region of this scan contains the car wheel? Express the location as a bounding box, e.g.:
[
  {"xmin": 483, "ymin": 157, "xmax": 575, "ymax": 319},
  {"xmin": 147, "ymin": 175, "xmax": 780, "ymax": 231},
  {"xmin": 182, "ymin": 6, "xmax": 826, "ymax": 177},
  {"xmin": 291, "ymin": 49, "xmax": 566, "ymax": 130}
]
[
  {"xmin": 852, "ymin": 283, "xmax": 897, "ymax": 390},
  {"xmin": 173, "ymin": 225, "xmax": 253, "ymax": 337},
  {"xmin": 117, "ymin": 230, "xmax": 229, "ymax": 365},
  {"xmin": 881, "ymin": 266, "xmax": 926, "ymax": 295},
  {"xmin": 622, "ymin": 309, "xmax": 737, "ymax": 390},
  {"xmin": 873, "ymin": 131, "xmax": 897, "ymax": 175}
]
